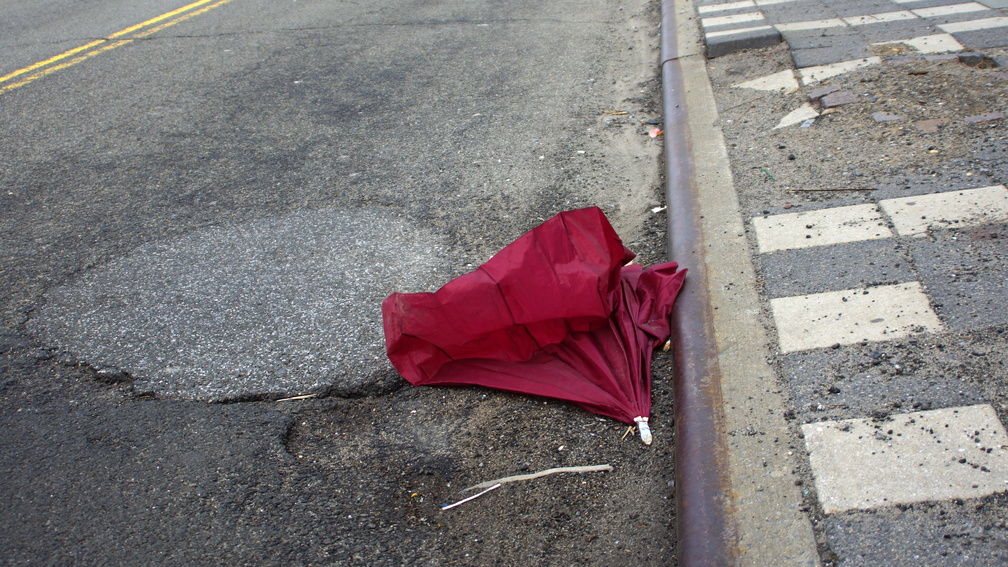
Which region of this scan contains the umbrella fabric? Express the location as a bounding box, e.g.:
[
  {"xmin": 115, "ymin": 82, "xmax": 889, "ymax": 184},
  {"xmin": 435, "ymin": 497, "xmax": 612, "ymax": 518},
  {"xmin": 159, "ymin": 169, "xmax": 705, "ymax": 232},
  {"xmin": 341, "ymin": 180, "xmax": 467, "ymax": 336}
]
[{"xmin": 382, "ymin": 207, "xmax": 686, "ymax": 426}]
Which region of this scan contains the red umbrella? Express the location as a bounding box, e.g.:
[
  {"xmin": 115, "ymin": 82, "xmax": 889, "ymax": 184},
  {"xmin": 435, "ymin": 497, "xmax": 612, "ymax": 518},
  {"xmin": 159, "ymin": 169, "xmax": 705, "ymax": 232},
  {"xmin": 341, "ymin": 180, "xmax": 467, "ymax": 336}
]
[{"xmin": 381, "ymin": 207, "xmax": 685, "ymax": 444}]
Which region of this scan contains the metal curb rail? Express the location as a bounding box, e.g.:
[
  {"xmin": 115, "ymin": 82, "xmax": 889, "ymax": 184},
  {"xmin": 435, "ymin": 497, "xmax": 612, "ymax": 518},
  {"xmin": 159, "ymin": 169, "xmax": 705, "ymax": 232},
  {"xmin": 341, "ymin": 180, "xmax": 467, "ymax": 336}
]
[
  {"xmin": 659, "ymin": 0, "xmax": 822, "ymax": 564},
  {"xmin": 660, "ymin": 0, "xmax": 738, "ymax": 562}
]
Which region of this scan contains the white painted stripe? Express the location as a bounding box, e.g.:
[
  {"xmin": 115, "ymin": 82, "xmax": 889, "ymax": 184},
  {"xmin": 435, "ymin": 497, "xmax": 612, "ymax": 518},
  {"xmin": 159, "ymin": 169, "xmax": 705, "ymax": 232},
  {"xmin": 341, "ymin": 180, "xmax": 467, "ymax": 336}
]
[
  {"xmin": 733, "ymin": 69, "xmax": 800, "ymax": 92},
  {"xmin": 799, "ymin": 57, "xmax": 882, "ymax": 85},
  {"xmin": 776, "ymin": 18, "xmax": 846, "ymax": 31},
  {"xmin": 702, "ymin": 11, "xmax": 766, "ymax": 28},
  {"xmin": 705, "ymin": 24, "xmax": 775, "ymax": 39},
  {"xmin": 803, "ymin": 404, "xmax": 1008, "ymax": 514},
  {"xmin": 771, "ymin": 282, "xmax": 943, "ymax": 353},
  {"xmin": 752, "ymin": 204, "xmax": 892, "ymax": 253},
  {"xmin": 880, "ymin": 185, "xmax": 1008, "ymax": 235},
  {"xmin": 756, "ymin": 0, "xmax": 804, "ymax": 5},
  {"xmin": 912, "ymin": 2, "xmax": 990, "ymax": 18},
  {"xmin": 845, "ymin": 10, "xmax": 918, "ymax": 25},
  {"xmin": 939, "ymin": 16, "xmax": 1008, "ymax": 32},
  {"xmin": 698, "ymin": 0, "xmax": 756, "ymax": 14},
  {"xmin": 874, "ymin": 33, "xmax": 965, "ymax": 53}
]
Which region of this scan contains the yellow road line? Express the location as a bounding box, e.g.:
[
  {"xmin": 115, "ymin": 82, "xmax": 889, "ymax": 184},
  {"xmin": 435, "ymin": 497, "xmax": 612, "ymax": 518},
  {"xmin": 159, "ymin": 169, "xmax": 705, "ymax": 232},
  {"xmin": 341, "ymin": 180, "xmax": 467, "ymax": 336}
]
[{"xmin": 0, "ymin": 0, "xmax": 235, "ymax": 94}]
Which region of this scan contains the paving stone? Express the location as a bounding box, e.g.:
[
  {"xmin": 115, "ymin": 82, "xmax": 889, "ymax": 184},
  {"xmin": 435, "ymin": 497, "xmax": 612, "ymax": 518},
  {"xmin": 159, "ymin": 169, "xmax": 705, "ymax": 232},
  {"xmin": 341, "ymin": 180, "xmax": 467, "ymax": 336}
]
[
  {"xmin": 808, "ymin": 84, "xmax": 842, "ymax": 102},
  {"xmin": 965, "ymin": 111, "xmax": 1005, "ymax": 124},
  {"xmin": 957, "ymin": 51, "xmax": 997, "ymax": 67},
  {"xmin": 802, "ymin": 404, "xmax": 1008, "ymax": 514},
  {"xmin": 820, "ymin": 90, "xmax": 860, "ymax": 108},
  {"xmin": 825, "ymin": 495, "xmax": 1008, "ymax": 564},
  {"xmin": 872, "ymin": 111, "xmax": 903, "ymax": 122},
  {"xmin": 705, "ymin": 25, "xmax": 782, "ymax": 58},
  {"xmin": 770, "ymin": 282, "xmax": 943, "ymax": 353},
  {"xmin": 783, "ymin": 341, "xmax": 986, "ymax": 423},
  {"xmin": 909, "ymin": 223, "xmax": 1008, "ymax": 331},
  {"xmin": 759, "ymin": 238, "xmax": 916, "ymax": 299},
  {"xmin": 915, "ymin": 118, "xmax": 948, "ymax": 132},
  {"xmin": 879, "ymin": 185, "xmax": 1008, "ymax": 236},
  {"xmin": 947, "ymin": 26, "xmax": 1008, "ymax": 49},
  {"xmin": 857, "ymin": 21, "xmax": 946, "ymax": 44},
  {"xmin": 752, "ymin": 203, "xmax": 892, "ymax": 253}
]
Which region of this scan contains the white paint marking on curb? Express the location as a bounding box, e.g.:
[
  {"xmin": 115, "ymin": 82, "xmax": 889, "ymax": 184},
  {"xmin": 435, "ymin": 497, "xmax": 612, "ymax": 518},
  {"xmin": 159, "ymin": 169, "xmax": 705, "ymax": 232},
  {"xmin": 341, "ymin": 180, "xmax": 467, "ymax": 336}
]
[
  {"xmin": 752, "ymin": 203, "xmax": 892, "ymax": 253},
  {"xmin": 873, "ymin": 33, "xmax": 965, "ymax": 54},
  {"xmin": 702, "ymin": 11, "xmax": 766, "ymax": 28},
  {"xmin": 880, "ymin": 185, "xmax": 1008, "ymax": 235},
  {"xmin": 735, "ymin": 69, "xmax": 800, "ymax": 92},
  {"xmin": 802, "ymin": 404, "xmax": 1008, "ymax": 514},
  {"xmin": 705, "ymin": 24, "xmax": 775, "ymax": 39},
  {"xmin": 913, "ymin": 2, "xmax": 990, "ymax": 18},
  {"xmin": 770, "ymin": 282, "xmax": 943, "ymax": 353},
  {"xmin": 799, "ymin": 57, "xmax": 882, "ymax": 85},
  {"xmin": 698, "ymin": 0, "xmax": 756, "ymax": 14},
  {"xmin": 776, "ymin": 18, "xmax": 846, "ymax": 32},
  {"xmin": 939, "ymin": 15, "xmax": 1008, "ymax": 32},
  {"xmin": 845, "ymin": 10, "xmax": 918, "ymax": 25}
]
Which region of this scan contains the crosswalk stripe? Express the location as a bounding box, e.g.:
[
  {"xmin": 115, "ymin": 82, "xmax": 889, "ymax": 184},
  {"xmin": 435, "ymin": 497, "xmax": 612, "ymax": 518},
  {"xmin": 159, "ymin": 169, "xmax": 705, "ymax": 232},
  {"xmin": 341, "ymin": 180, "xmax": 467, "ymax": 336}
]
[
  {"xmin": 879, "ymin": 185, "xmax": 1008, "ymax": 236},
  {"xmin": 771, "ymin": 282, "xmax": 943, "ymax": 353},
  {"xmin": 752, "ymin": 204, "xmax": 891, "ymax": 253},
  {"xmin": 802, "ymin": 404, "xmax": 1008, "ymax": 514}
]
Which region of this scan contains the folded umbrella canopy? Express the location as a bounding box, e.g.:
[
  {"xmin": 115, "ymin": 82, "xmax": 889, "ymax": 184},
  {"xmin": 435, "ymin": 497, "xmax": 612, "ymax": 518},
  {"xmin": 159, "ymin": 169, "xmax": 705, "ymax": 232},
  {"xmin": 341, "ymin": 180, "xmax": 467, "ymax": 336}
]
[{"xmin": 382, "ymin": 207, "xmax": 686, "ymax": 444}]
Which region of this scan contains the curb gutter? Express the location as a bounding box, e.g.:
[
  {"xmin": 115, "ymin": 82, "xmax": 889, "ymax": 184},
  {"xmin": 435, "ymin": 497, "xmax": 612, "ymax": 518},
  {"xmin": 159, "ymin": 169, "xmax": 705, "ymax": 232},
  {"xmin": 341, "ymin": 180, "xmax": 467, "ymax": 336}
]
[{"xmin": 659, "ymin": 0, "xmax": 821, "ymax": 564}]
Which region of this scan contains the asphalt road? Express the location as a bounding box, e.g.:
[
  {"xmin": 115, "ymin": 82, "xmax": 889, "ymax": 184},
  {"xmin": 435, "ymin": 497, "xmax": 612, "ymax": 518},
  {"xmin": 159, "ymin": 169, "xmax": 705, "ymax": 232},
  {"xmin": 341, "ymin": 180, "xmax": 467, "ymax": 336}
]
[{"xmin": 1, "ymin": 0, "xmax": 677, "ymax": 564}]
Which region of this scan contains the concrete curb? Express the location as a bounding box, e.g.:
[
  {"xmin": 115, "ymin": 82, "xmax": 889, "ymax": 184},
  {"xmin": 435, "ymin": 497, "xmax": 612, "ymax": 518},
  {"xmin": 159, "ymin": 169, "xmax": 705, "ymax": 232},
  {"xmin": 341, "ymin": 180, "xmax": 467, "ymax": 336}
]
[{"xmin": 660, "ymin": 0, "xmax": 822, "ymax": 564}]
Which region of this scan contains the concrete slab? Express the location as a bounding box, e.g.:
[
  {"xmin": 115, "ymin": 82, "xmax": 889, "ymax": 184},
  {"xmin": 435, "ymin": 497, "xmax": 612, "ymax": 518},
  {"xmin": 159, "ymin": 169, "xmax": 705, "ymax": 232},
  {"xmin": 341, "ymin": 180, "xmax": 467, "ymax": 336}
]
[
  {"xmin": 874, "ymin": 33, "xmax": 966, "ymax": 53},
  {"xmin": 802, "ymin": 404, "xmax": 1008, "ymax": 514},
  {"xmin": 752, "ymin": 203, "xmax": 892, "ymax": 253},
  {"xmin": 844, "ymin": 10, "xmax": 918, "ymax": 25},
  {"xmin": 698, "ymin": 0, "xmax": 757, "ymax": 14},
  {"xmin": 776, "ymin": 18, "xmax": 847, "ymax": 31},
  {"xmin": 939, "ymin": 16, "xmax": 1008, "ymax": 33},
  {"xmin": 912, "ymin": 2, "xmax": 991, "ymax": 18},
  {"xmin": 770, "ymin": 282, "xmax": 944, "ymax": 353},
  {"xmin": 879, "ymin": 184, "xmax": 1008, "ymax": 236},
  {"xmin": 702, "ymin": 11, "xmax": 767, "ymax": 29}
]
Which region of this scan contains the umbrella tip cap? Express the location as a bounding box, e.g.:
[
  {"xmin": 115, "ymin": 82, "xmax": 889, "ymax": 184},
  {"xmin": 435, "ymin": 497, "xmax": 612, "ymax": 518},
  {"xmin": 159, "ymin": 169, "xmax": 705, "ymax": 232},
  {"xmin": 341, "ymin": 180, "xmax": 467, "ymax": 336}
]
[{"xmin": 634, "ymin": 417, "xmax": 652, "ymax": 445}]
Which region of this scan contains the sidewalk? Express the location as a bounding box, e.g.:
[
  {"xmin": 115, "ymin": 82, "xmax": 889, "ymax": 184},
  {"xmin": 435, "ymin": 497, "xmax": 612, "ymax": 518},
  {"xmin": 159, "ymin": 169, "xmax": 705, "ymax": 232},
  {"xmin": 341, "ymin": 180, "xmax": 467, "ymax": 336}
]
[{"xmin": 679, "ymin": 0, "xmax": 1008, "ymax": 562}]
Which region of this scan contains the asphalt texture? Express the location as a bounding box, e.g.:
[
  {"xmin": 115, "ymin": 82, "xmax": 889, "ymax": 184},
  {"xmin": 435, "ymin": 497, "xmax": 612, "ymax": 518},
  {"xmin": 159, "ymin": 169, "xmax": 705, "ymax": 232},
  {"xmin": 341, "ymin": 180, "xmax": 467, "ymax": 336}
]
[
  {"xmin": 1, "ymin": 0, "xmax": 678, "ymax": 564},
  {"xmin": 701, "ymin": 4, "xmax": 1008, "ymax": 563}
]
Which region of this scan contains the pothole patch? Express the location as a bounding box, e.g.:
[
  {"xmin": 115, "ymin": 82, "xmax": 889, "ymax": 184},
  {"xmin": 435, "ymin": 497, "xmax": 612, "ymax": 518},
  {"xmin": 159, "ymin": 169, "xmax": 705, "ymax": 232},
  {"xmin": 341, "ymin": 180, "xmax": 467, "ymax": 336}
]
[{"xmin": 28, "ymin": 207, "xmax": 448, "ymax": 401}]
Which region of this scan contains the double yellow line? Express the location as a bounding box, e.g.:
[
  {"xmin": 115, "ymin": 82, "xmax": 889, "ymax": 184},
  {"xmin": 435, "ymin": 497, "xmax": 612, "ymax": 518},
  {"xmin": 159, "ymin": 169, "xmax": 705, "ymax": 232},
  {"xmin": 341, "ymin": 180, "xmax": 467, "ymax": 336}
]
[{"xmin": 0, "ymin": 0, "xmax": 235, "ymax": 95}]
